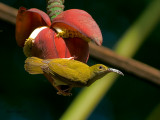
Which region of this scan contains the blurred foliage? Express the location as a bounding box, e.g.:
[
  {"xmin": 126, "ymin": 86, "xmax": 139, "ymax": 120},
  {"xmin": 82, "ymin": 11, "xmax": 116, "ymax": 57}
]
[{"xmin": 0, "ymin": 0, "xmax": 160, "ymax": 120}]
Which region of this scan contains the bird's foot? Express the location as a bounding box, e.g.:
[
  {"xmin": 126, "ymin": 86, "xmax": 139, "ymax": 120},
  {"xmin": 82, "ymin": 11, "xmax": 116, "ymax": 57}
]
[
  {"xmin": 56, "ymin": 85, "xmax": 73, "ymax": 96},
  {"xmin": 57, "ymin": 91, "xmax": 72, "ymax": 96}
]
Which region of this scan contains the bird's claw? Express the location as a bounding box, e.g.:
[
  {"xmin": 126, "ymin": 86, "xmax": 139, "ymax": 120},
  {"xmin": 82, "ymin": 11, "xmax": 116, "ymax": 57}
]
[
  {"xmin": 57, "ymin": 91, "xmax": 72, "ymax": 96},
  {"xmin": 56, "ymin": 86, "xmax": 73, "ymax": 96}
]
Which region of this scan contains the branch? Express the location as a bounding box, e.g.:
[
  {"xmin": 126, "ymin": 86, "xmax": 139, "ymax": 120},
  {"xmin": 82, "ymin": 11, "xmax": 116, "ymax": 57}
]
[
  {"xmin": 0, "ymin": 3, "xmax": 17, "ymax": 24},
  {"xmin": 0, "ymin": 2, "xmax": 160, "ymax": 85},
  {"xmin": 89, "ymin": 43, "xmax": 160, "ymax": 85}
]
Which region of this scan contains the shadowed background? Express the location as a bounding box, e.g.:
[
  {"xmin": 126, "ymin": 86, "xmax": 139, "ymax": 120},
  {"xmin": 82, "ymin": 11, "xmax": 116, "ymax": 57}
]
[{"xmin": 0, "ymin": 0, "xmax": 160, "ymax": 120}]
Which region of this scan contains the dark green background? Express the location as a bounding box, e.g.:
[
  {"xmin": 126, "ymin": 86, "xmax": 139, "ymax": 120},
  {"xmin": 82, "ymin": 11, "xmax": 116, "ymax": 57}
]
[{"xmin": 0, "ymin": 0, "xmax": 160, "ymax": 119}]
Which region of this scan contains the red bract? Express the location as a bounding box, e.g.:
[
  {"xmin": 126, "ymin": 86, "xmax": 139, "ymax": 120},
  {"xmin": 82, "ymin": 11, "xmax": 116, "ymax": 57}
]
[
  {"xmin": 16, "ymin": 7, "xmax": 51, "ymax": 47},
  {"xmin": 52, "ymin": 9, "xmax": 102, "ymax": 46},
  {"xmin": 16, "ymin": 7, "xmax": 102, "ymax": 63}
]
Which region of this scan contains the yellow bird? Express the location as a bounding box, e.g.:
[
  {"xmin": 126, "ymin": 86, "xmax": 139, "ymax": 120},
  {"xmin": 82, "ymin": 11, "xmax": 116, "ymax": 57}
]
[{"xmin": 25, "ymin": 57, "xmax": 123, "ymax": 96}]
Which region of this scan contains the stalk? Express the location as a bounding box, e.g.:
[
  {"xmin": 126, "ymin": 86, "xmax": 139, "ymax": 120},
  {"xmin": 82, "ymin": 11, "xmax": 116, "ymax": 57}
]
[{"xmin": 47, "ymin": 0, "xmax": 64, "ymax": 21}]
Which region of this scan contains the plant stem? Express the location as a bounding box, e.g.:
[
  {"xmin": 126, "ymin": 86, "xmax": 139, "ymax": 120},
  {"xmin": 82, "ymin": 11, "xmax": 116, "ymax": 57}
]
[
  {"xmin": 47, "ymin": 0, "xmax": 64, "ymax": 22},
  {"xmin": 61, "ymin": 74, "xmax": 118, "ymax": 120},
  {"xmin": 60, "ymin": 0, "xmax": 160, "ymax": 120}
]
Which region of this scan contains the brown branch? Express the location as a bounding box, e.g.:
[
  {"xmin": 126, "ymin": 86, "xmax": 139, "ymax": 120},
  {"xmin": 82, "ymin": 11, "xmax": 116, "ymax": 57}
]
[
  {"xmin": 89, "ymin": 43, "xmax": 160, "ymax": 85},
  {"xmin": 0, "ymin": 2, "xmax": 160, "ymax": 85},
  {"xmin": 0, "ymin": 3, "xmax": 17, "ymax": 24}
]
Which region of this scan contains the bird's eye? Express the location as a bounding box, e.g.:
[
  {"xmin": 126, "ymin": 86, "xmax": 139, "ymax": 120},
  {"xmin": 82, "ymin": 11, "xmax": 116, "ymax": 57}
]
[{"xmin": 99, "ymin": 66, "xmax": 103, "ymax": 69}]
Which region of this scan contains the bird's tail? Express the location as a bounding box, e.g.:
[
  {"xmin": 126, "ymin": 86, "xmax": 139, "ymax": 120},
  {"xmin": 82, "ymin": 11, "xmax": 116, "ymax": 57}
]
[{"xmin": 24, "ymin": 57, "xmax": 44, "ymax": 74}]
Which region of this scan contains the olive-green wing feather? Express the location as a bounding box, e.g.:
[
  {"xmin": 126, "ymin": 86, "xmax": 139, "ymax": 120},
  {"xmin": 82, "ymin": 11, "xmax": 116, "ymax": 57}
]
[{"xmin": 47, "ymin": 60, "xmax": 90, "ymax": 84}]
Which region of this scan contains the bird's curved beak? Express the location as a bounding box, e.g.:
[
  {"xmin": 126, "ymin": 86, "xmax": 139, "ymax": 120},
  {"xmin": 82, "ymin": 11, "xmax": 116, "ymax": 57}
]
[{"xmin": 108, "ymin": 68, "xmax": 124, "ymax": 76}]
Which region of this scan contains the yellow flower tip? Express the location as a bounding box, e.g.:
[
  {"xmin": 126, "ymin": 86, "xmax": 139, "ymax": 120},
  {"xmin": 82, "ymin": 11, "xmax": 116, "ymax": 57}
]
[
  {"xmin": 54, "ymin": 27, "xmax": 91, "ymax": 42},
  {"xmin": 23, "ymin": 38, "xmax": 34, "ymax": 57},
  {"xmin": 23, "ymin": 26, "xmax": 48, "ymax": 57}
]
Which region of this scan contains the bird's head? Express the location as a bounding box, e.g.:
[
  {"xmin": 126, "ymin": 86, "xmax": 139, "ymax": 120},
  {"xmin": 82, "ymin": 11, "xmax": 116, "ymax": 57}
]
[
  {"xmin": 90, "ymin": 64, "xmax": 108, "ymax": 74},
  {"xmin": 87, "ymin": 64, "xmax": 124, "ymax": 86},
  {"xmin": 91, "ymin": 64, "xmax": 124, "ymax": 76}
]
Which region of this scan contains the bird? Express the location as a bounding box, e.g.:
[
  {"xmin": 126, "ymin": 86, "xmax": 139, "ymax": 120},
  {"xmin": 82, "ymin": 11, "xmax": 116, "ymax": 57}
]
[{"xmin": 24, "ymin": 57, "xmax": 124, "ymax": 96}]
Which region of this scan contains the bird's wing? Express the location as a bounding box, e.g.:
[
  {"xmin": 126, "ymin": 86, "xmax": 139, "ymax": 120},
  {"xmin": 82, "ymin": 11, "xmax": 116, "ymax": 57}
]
[{"xmin": 47, "ymin": 60, "xmax": 90, "ymax": 85}]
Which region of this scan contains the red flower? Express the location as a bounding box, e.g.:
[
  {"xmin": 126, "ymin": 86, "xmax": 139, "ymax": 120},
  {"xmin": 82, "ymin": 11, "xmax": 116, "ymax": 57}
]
[
  {"xmin": 15, "ymin": 7, "xmax": 102, "ymax": 63},
  {"xmin": 16, "ymin": 7, "xmax": 103, "ymax": 95}
]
